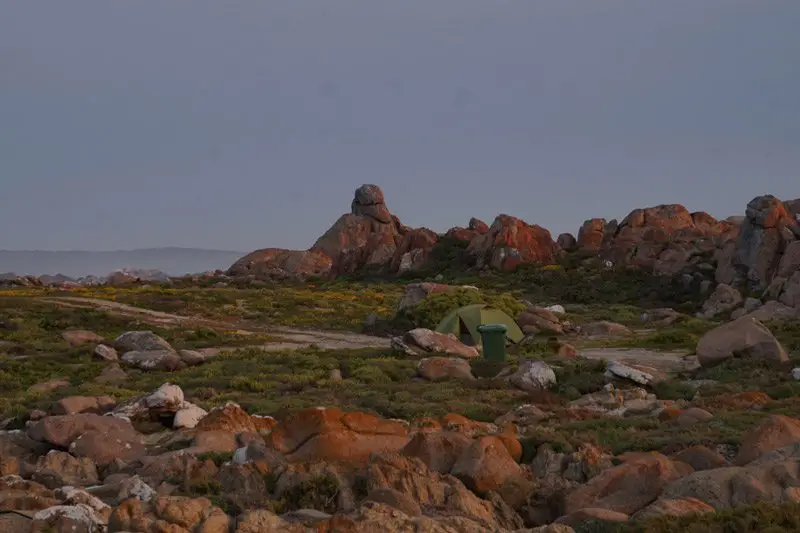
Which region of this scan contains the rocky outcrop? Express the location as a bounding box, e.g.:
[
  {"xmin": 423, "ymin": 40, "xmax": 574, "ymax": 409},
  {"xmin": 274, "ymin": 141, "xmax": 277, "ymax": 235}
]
[
  {"xmin": 311, "ymin": 204, "xmax": 402, "ymax": 276},
  {"xmin": 576, "ymin": 205, "xmax": 738, "ymax": 274},
  {"xmin": 227, "ymin": 187, "xmax": 799, "ymax": 284},
  {"xmin": 467, "ymin": 215, "xmax": 557, "ymax": 272},
  {"xmin": 391, "ymin": 227, "xmax": 439, "ymax": 274},
  {"xmin": 717, "ymin": 194, "xmax": 799, "ymax": 292}
]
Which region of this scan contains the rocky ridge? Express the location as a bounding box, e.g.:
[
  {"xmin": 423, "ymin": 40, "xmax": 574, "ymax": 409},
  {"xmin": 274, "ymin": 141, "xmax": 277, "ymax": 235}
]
[{"xmin": 227, "ymin": 186, "xmax": 799, "ymax": 292}]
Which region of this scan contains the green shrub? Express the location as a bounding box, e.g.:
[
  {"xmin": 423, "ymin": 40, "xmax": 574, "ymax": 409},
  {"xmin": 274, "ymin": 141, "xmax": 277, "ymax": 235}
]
[
  {"xmin": 651, "ymin": 380, "xmax": 696, "ymax": 401},
  {"xmin": 554, "ymin": 359, "xmax": 608, "ymax": 398},
  {"xmin": 278, "ymin": 474, "xmax": 340, "ymax": 514},
  {"xmin": 350, "ymin": 365, "xmax": 392, "ymax": 385}
]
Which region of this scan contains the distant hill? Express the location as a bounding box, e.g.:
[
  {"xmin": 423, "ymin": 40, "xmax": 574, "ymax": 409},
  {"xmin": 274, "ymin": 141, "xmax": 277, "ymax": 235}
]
[{"xmin": 0, "ymin": 248, "xmax": 245, "ymax": 277}]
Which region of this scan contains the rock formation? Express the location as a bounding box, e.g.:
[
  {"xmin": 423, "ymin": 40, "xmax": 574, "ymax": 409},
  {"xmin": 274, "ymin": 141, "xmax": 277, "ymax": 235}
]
[
  {"xmin": 225, "ymin": 187, "xmax": 799, "ymax": 295},
  {"xmin": 576, "ymin": 205, "xmax": 738, "ymax": 275}
]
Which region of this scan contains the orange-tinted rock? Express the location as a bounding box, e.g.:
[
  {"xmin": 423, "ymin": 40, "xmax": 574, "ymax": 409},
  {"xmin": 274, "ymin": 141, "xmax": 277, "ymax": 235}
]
[
  {"xmin": 563, "ymin": 452, "xmax": 692, "ymax": 516},
  {"xmin": 195, "ymin": 403, "xmax": 275, "ymax": 434},
  {"xmin": 658, "ymin": 407, "xmax": 684, "ymax": 422},
  {"xmin": 554, "ymin": 342, "xmax": 577, "ymax": 358},
  {"xmin": 227, "ymin": 248, "xmax": 333, "ymax": 280},
  {"xmin": 286, "ymin": 430, "xmax": 410, "ymax": 463},
  {"xmin": 404, "ymin": 329, "xmax": 480, "ymax": 359},
  {"xmin": 735, "ymin": 415, "xmax": 800, "ymax": 466},
  {"xmin": 451, "ymin": 436, "xmax": 524, "ymax": 495},
  {"xmin": 576, "ymin": 204, "xmax": 738, "ymax": 272},
  {"xmin": 391, "ymin": 228, "xmax": 439, "ymax": 273},
  {"xmin": 341, "ymin": 412, "xmax": 408, "ymax": 437},
  {"xmin": 672, "ymin": 446, "xmax": 730, "ymax": 471},
  {"xmin": 267, "ymin": 407, "xmax": 409, "ymax": 463},
  {"xmin": 312, "ymin": 214, "xmax": 399, "ymax": 274},
  {"xmin": 467, "ymin": 215, "xmax": 557, "ymax": 272},
  {"xmin": 577, "ymin": 218, "xmax": 607, "ymax": 252},
  {"xmin": 266, "ymin": 407, "xmax": 345, "ymax": 454},
  {"xmin": 494, "ymin": 434, "xmax": 523, "ymax": 463},
  {"xmin": 445, "ymin": 226, "xmax": 480, "ymax": 243},
  {"xmin": 401, "ymin": 431, "xmax": 473, "ymax": 474},
  {"xmin": 441, "ymin": 413, "xmax": 495, "ymax": 437}
]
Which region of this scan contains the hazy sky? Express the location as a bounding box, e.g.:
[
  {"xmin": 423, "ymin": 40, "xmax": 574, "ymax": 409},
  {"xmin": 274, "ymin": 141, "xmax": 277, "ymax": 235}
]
[{"xmin": 2, "ymin": 1, "xmax": 798, "ymax": 252}]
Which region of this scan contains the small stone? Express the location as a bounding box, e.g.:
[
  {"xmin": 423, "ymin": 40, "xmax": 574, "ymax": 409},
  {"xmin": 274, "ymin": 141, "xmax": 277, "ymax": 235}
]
[
  {"xmin": 28, "ymin": 378, "xmax": 70, "ymax": 394},
  {"xmin": 605, "ymin": 361, "xmax": 654, "ymax": 386},
  {"xmin": 95, "ymin": 364, "xmax": 128, "ymax": 383},
  {"xmin": 93, "ymin": 344, "xmax": 119, "ymax": 362},
  {"xmin": 509, "ymin": 361, "xmax": 556, "ymax": 392},
  {"xmin": 179, "ymin": 349, "xmax": 206, "ymax": 366},
  {"xmin": 62, "ymin": 330, "xmax": 104, "ymax": 347},
  {"xmin": 114, "ymin": 331, "xmax": 173, "ymax": 352},
  {"xmin": 173, "ymin": 403, "xmax": 208, "ymax": 429}
]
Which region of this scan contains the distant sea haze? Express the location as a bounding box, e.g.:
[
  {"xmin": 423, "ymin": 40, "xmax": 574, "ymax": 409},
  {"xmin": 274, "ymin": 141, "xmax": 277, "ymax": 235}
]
[{"xmin": 0, "ymin": 248, "xmax": 244, "ymax": 277}]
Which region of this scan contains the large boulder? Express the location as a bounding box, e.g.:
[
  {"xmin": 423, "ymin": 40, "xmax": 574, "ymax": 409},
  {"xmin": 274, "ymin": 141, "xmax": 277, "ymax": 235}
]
[
  {"xmin": 351, "ymin": 183, "xmax": 392, "ymax": 223},
  {"xmin": 114, "ymin": 331, "xmax": 172, "ymax": 353},
  {"xmin": 402, "ymin": 328, "xmax": 480, "ymax": 359},
  {"xmin": 311, "ymin": 185, "xmax": 403, "ymax": 275},
  {"xmin": 719, "ymin": 194, "xmax": 796, "ymax": 290},
  {"xmin": 695, "ymin": 316, "xmax": 788, "ymax": 368},
  {"xmin": 508, "ymin": 361, "xmax": 556, "ymax": 392},
  {"xmin": 557, "ymin": 233, "xmax": 577, "ymax": 250},
  {"xmin": 700, "ymin": 283, "xmax": 743, "ymax": 318},
  {"xmin": 562, "ymin": 452, "xmax": 691, "ymax": 516},
  {"xmin": 27, "ymin": 414, "xmax": 145, "ymax": 466},
  {"xmin": 577, "ymin": 218, "xmax": 608, "ymax": 252},
  {"xmin": 265, "ymin": 407, "xmax": 409, "ymax": 463},
  {"xmin": 401, "ymin": 431, "xmax": 473, "ymax": 474},
  {"xmin": 735, "ymin": 415, "xmax": 800, "ymax": 466},
  {"xmin": 392, "ymin": 228, "xmax": 439, "ymax": 273},
  {"xmin": 451, "ymin": 436, "xmax": 524, "ymax": 495},
  {"xmin": 517, "ymin": 307, "xmax": 563, "ymax": 335},
  {"xmin": 467, "ymin": 215, "xmax": 557, "ymax": 272},
  {"xmin": 227, "ymin": 248, "xmax": 333, "ymax": 280},
  {"xmin": 417, "ymin": 357, "xmax": 475, "ymax": 381}
]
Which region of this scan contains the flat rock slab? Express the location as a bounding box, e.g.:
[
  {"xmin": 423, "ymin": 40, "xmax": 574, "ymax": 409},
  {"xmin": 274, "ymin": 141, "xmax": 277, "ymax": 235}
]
[
  {"xmin": 579, "ymin": 348, "xmax": 698, "ymax": 381},
  {"xmin": 39, "ymin": 296, "xmax": 391, "ymax": 351}
]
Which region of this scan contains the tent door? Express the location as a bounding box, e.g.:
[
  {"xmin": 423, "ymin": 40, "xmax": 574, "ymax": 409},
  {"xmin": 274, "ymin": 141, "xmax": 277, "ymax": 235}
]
[{"xmin": 458, "ymin": 317, "xmax": 476, "ymax": 346}]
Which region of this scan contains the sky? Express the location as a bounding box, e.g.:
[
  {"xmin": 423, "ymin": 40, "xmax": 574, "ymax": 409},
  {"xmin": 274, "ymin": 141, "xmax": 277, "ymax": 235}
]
[{"xmin": 1, "ymin": 1, "xmax": 799, "ymax": 252}]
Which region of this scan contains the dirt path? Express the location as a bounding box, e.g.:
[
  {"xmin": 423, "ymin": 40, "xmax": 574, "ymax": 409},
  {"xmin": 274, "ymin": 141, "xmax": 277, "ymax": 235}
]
[
  {"xmin": 578, "ymin": 347, "xmax": 699, "ymax": 381},
  {"xmin": 38, "ymin": 296, "xmax": 391, "ymax": 351}
]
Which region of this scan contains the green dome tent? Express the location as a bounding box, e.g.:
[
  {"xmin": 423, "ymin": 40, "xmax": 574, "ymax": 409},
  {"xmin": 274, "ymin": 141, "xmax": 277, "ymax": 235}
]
[{"xmin": 435, "ymin": 304, "xmax": 524, "ymax": 345}]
